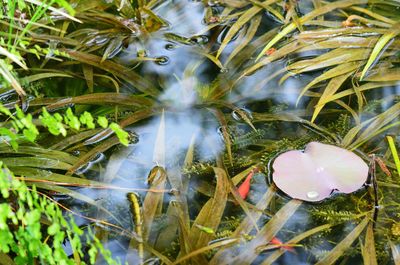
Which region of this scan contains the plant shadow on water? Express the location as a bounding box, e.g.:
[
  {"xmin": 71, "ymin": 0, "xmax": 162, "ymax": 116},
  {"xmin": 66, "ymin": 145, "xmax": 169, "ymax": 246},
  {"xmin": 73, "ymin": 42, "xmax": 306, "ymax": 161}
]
[{"xmin": 1, "ymin": 0, "xmax": 400, "ymax": 264}]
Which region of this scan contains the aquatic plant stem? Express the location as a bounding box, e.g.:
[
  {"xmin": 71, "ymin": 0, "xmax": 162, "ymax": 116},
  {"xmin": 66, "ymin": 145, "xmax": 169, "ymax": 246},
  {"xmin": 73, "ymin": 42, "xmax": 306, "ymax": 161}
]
[
  {"xmin": 367, "ymin": 154, "xmax": 379, "ymax": 228},
  {"xmin": 128, "ymin": 193, "xmax": 144, "ymax": 265}
]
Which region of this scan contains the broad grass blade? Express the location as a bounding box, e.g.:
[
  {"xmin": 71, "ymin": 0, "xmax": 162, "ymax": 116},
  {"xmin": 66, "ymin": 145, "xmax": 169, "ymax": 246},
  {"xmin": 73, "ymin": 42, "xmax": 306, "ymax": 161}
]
[
  {"xmin": 142, "ymin": 166, "xmax": 167, "ymax": 241},
  {"xmin": 153, "ymin": 110, "xmax": 165, "ymax": 167},
  {"xmin": 40, "ymin": 93, "xmax": 154, "ymax": 113},
  {"xmin": 82, "ymin": 64, "xmax": 94, "ymax": 93},
  {"xmin": 171, "ymin": 238, "xmax": 239, "ymax": 265},
  {"xmin": 0, "ymin": 146, "xmax": 79, "ymax": 165},
  {"xmin": 224, "ymin": 14, "xmax": 261, "ymax": 66},
  {"xmin": 261, "ymin": 223, "xmax": 333, "ymax": 265},
  {"xmin": 66, "ymin": 135, "xmax": 121, "ymax": 175},
  {"xmin": 389, "ymin": 237, "xmax": 400, "ymax": 265},
  {"xmin": 216, "ymin": 5, "xmax": 262, "ymax": 59},
  {"xmin": 189, "ymin": 167, "xmax": 229, "ymax": 250},
  {"xmin": 315, "ymin": 215, "xmax": 369, "ymax": 265},
  {"xmin": 2, "ymin": 157, "xmax": 71, "ymax": 170},
  {"xmin": 344, "ymin": 102, "xmax": 400, "ymax": 149},
  {"xmin": 211, "ymin": 199, "xmax": 301, "ymax": 265},
  {"xmin": 294, "ymin": 61, "xmax": 359, "ymax": 107},
  {"xmin": 364, "ymin": 68, "xmax": 400, "ymax": 81},
  {"xmin": 229, "ymin": 200, "xmax": 302, "ymax": 265},
  {"xmin": 360, "ymin": 21, "xmax": 400, "ymax": 80},
  {"xmin": 361, "ymin": 222, "xmax": 377, "ymax": 265},
  {"xmin": 255, "ymin": 0, "xmax": 373, "ymax": 61},
  {"xmin": 64, "ymin": 49, "xmax": 159, "ymax": 96},
  {"xmin": 311, "ymin": 70, "xmax": 354, "ymax": 122},
  {"xmin": 0, "ymin": 60, "xmax": 26, "ymax": 96}
]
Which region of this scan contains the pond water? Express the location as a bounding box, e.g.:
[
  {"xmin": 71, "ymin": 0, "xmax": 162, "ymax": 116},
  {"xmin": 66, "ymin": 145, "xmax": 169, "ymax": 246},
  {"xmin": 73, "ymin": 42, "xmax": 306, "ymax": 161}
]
[{"xmin": 2, "ymin": 0, "xmax": 400, "ymax": 264}]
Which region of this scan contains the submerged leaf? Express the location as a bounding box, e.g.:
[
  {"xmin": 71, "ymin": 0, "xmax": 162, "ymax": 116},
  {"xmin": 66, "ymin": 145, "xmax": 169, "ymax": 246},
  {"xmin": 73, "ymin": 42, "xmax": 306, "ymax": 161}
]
[
  {"xmin": 255, "ymin": 0, "xmax": 375, "ymax": 61},
  {"xmin": 360, "ymin": 21, "xmax": 400, "ymax": 80},
  {"xmin": 316, "ymin": 216, "xmax": 369, "ymax": 265}
]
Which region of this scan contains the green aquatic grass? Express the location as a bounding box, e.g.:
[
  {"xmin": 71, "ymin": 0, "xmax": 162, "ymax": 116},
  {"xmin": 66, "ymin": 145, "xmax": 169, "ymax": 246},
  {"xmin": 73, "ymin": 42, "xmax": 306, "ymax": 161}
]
[
  {"xmin": 1, "ymin": 0, "xmax": 400, "ymax": 264},
  {"xmin": 387, "ymin": 136, "xmax": 400, "ymax": 176}
]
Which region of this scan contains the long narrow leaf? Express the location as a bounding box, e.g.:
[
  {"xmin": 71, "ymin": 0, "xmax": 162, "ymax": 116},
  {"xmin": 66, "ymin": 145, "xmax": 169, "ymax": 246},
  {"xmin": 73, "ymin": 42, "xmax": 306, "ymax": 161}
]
[
  {"xmin": 316, "ymin": 216, "xmax": 369, "ymax": 265},
  {"xmin": 360, "ymin": 21, "xmax": 400, "ymax": 80}
]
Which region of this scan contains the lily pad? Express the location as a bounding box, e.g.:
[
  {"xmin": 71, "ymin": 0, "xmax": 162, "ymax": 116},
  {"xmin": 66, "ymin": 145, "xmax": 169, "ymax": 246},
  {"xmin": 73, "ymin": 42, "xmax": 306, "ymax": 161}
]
[{"xmin": 272, "ymin": 142, "xmax": 369, "ymax": 202}]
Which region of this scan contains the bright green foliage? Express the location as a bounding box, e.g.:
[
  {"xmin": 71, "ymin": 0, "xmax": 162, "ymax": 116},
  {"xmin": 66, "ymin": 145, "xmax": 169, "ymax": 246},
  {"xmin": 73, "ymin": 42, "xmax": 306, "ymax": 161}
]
[
  {"xmin": 65, "ymin": 108, "xmax": 81, "ymax": 130},
  {"xmin": 110, "ymin": 122, "xmax": 129, "ymax": 146},
  {"xmin": 97, "ymin": 116, "xmax": 109, "ymax": 128},
  {"xmin": 80, "ymin": 111, "xmax": 95, "ymax": 129},
  {"xmin": 0, "ymin": 104, "xmax": 130, "ymax": 150},
  {"xmin": 0, "ymin": 162, "xmax": 122, "ymax": 265},
  {"xmin": 40, "ymin": 107, "xmax": 67, "ymax": 136}
]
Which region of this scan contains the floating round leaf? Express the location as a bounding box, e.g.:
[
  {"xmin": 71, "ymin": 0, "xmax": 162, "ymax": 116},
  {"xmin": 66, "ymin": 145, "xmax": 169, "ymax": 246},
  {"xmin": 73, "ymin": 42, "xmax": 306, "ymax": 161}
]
[{"xmin": 272, "ymin": 142, "xmax": 369, "ymax": 202}]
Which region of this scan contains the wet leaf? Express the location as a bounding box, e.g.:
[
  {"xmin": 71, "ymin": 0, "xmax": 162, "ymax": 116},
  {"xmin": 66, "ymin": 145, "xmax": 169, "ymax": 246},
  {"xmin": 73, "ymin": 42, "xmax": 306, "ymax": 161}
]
[
  {"xmin": 220, "ymin": 200, "xmax": 301, "ymax": 265},
  {"xmin": 224, "ymin": 14, "xmax": 261, "ymax": 66},
  {"xmin": 40, "ymin": 93, "xmax": 154, "ymax": 113},
  {"xmin": 316, "ymin": 216, "xmax": 369, "ymax": 265},
  {"xmin": 0, "ymin": 146, "xmax": 79, "ymax": 165},
  {"xmin": 237, "ymin": 40, "xmax": 307, "ymax": 82},
  {"xmin": 193, "ymin": 49, "xmax": 224, "ymax": 69},
  {"xmin": 256, "ymin": 0, "xmax": 375, "ymax": 61},
  {"xmin": 214, "ymin": 109, "xmax": 233, "ymax": 165},
  {"xmin": 294, "ymin": 61, "xmax": 360, "ymax": 108},
  {"xmin": 361, "ymin": 222, "xmax": 377, "ymax": 265},
  {"xmin": 66, "ymin": 135, "xmax": 121, "ymax": 175},
  {"xmin": 389, "ymin": 237, "xmax": 400, "ymax": 265},
  {"xmin": 288, "ymin": 48, "xmax": 372, "ymax": 75},
  {"xmin": 344, "ymin": 102, "xmax": 400, "ymax": 149},
  {"xmin": 82, "ymin": 64, "xmax": 94, "ymax": 93},
  {"xmin": 101, "ymin": 36, "xmax": 125, "ymax": 63},
  {"xmin": 34, "ymin": 182, "xmax": 124, "ymax": 227},
  {"xmin": 273, "ymin": 142, "xmax": 368, "ymax": 201},
  {"xmin": 153, "ymin": 110, "xmax": 165, "ymax": 166},
  {"xmin": 63, "ymin": 49, "xmax": 159, "ymax": 96},
  {"xmin": 189, "ymin": 167, "xmax": 229, "ymax": 250},
  {"xmin": 360, "ymin": 21, "xmax": 400, "ymax": 80},
  {"xmin": 312, "ymin": 70, "xmax": 355, "ymax": 122},
  {"xmin": 142, "ymin": 166, "xmax": 167, "ymax": 241},
  {"xmin": 0, "ymin": 46, "xmax": 27, "ymax": 69},
  {"xmin": 261, "ymin": 223, "xmax": 333, "ymax": 265},
  {"xmin": 216, "ymin": 5, "xmax": 262, "ymax": 59},
  {"xmin": 0, "ymin": 60, "xmax": 26, "ymax": 96},
  {"xmin": 320, "ymin": 81, "xmax": 399, "ymax": 104},
  {"xmin": 1, "ymin": 157, "xmax": 71, "ymax": 170},
  {"xmin": 10, "ymin": 167, "xmax": 107, "ymax": 186},
  {"xmin": 387, "ymin": 136, "xmax": 400, "ymax": 176},
  {"xmin": 171, "ymin": 238, "xmax": 239, "ymax": 265},
  {"xmin": 364, "ymin": 68, "xmax": 400, "ymax": 81},
  {"xmin": 84, "ymin": 108, "xmax": 156, "ymax": 145},
  {"xmin": 50, "ymin": 128, "xmax": 103, "ymax": 150}
]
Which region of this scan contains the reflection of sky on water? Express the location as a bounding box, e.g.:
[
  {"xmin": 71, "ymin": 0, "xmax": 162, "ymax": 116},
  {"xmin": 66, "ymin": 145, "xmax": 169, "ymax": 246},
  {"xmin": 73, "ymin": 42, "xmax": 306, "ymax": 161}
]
[{"xmin": 62, "ymin": 1, "xmax": 400, "ymax": 263}]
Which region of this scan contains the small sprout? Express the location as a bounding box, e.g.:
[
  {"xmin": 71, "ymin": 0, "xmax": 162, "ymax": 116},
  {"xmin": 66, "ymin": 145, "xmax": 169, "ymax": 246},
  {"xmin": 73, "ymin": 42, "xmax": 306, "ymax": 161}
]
[
  {"xmin": 97, "ymin": 116, "xmax": 108, "ymax": 128},
  {"xmin": 195, "ymin": 224, "xmax": 214, "ymax": 234}
]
